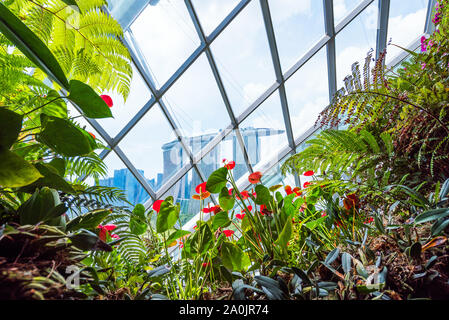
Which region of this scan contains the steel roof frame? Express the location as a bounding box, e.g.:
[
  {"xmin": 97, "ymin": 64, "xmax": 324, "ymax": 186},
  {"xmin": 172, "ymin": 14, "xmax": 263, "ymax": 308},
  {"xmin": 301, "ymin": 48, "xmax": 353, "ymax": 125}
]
[{"xmin": 82, "ymin": 0, "xmax": 434, "ymax": 222}]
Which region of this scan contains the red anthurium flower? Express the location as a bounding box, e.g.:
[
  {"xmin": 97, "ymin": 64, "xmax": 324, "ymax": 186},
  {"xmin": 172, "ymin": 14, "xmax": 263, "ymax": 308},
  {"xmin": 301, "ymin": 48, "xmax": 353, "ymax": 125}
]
[
  {"xmin": 153, "ymin": 200, "xmax": 164, "ymax": 213},
  {"xmin": 88, "ymin": 132, "xmax": 96, "ymax": 140},
  {"xmin": 179, "ymin": 241, "xmax": 184, "ymax": 248},
  {"xmin": 193, "ymin": 225, "xmax": 197, "ymax": 230},
  {"xmin": 364, "ymin": 217, "xmax": 374, "ymax": 224},
  {"xmin": 236, "ymin": 190, "xmax": 249, "ymax": 200},
  {"xmin": 321, "ymin": 211, "xmax": 327, "ymax": 217},
  {"xmin": 97, "ymin": 224, "xmax": 117, "ymax": 241},
  {"xmin": 248, "ymin": 171, "xmax": 262, "ymax": 184},
  {"xmin": 303, "ymin": 182, "xmax": 311, "ymax": 188},
  {"xmin": 236, "ymin": 213, "xmax": 245, "ymax": 220},
  {"xmin": 110, "ymin": 234, "xmax": 120, "ymax": 239},
  {"xmin": 223, "ymin": 230, "xmax": 234, "ymax": 237},
  {"xmin": 100, "ymin": 95, "xmax": 113, "ymax": 108},
  {"xmin": 225, "ymin": 161, "xmax": 235, "ymax": 170},
  {"xmin": 222, "ymin": 158, "xmax": 227, "ymax": 163},
  {"xmin": 293, "ymin": 187, "xmax": 302, "ymax": 197},
  {"xmin": 202, "ymin": 262, "xmax": 211, "ymax": 267},
  {"xmin": 285, "ymin": 185, "xmax": 293, "ymax": 195},
  {"xmin": 228, "ymin": 188, "xmax": 233, "ymax": 196},
  {"xmin": 203, "ymin": 205, "xmax": 221, "ymax": 214},
  {"xmin": 195, "ymin": 182, "xmax": 207, "ymax": 194},
  {"xmin": 303, "ymin": 170, "xmax": 315, "ymax": 176}
]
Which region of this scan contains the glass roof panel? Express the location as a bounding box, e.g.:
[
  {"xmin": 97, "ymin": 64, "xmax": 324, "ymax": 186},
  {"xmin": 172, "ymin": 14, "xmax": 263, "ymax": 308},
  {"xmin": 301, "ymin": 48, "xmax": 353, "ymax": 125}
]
[
  {"xmin": 130, "ymin": 0, "xmax": 201, "ymax": 88},
  {"xmin": 334, "ymin": 0, "xmax": 365, "ymax": 25},
  {"xmin": 162, "ymin": 53, "xmax": 231, "ymax": 154},
  {"xmin": 197, "ymin": 130, "xmax": 249, "ymax": 184},
  {"xmin": 210, "ymin": 0, "xmax": 276, "ymax": 117},
  {"xmin": 98, "ymin": 150, "xmax": 151, "ymax": 206},
  {"xmin": 97, "ymin": 64, "xmax": 152, "ymax": 138},
  {"xmin": 269, "ymin": 0, "xmax": 325, "ymax": 71},
  {"xmin": 285, "ymin": 47, "xmax": 329, "ymax": 140},
  {"xmin": 335, "ymin": 0, "xmax": 378, "ymax": 89},
  {"xmin": 239, "ymin": 90, "xmax": 288, "ymax": 169},
  {"xmin": 386, "ymin": 0, "xmax": 428, "ymax": 64},
  {"xmin": 191, "ymin": 0, "xmax": 241, "ymax": 36},
  {"xmin": 118, "ymin": 103, "xmax": 188, "ymax": 192}
]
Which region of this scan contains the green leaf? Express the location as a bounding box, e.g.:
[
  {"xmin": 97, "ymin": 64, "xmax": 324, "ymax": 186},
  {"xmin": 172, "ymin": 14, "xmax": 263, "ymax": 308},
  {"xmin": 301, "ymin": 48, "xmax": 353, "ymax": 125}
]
[
  {"xmin": 431, "ymin": 218, "xmax": 449, "ymax": 237},
  {"xmin": 60, "ymin": 0, "xmax": 79, "ymax": 9},
  {"xmin": 324, "ymin": 248, "xmax": 340, "ymax": 265},
  {"xmin": 206, "ymin": 167, "xmax": 228, "ymax": 194},
  {"xmin": 187, "ymin": 223, "xmax": 213, "ymax": 255},
  {"xmin": 254, "ymin": 185, "xmax": 271, "ymax": 206},
  {"xmin": 66, "ymin": 209, "xmax": 112, "ymax": 232},
  {"xmin": 0, "ymin": 3, "xmax": 69, "ymax": 89},
  {"xmin": 165, "ymin": 229, "xmax": 191, "ymax": 246},
  {"xmin": 19, "ymin": 162, "xmax": 75, "ymax": 194},
  {"xmin": 48, "ymin": 158, "xmax": 66, "ymax": 177},
  {"xmin": 156, "ymin": 197, "xmax": 179, "ymax": 233},
  {"xmin": 68, "ymin": 80, "xmax": 113, "ymax": 119},
  {"xmin": 0, "ymin": 147, "xmax": 42, "ymax": 188},
  {"xmin": 212, "ymin": 210, "xmax": 231, "ymax": 231},
  {"xmin": 0, "ymin": 108, "xmax": 23, "ymax": 148},
  {"xmin": 219, "ymin": 186, "xmax": 235, "ymax": 211},
  {"xmin": 69, "ymin": 229, "xmax": 112, "ymax": 252},
  {"xmin": 18, "ymin": 187, "xmax": 60, "ymax": 225},
  {"xmin": 341, "ymin": 252, "xmax": 352, "ymax": 274},
  {"xmin": 38, "ymin": 114, "xmax": 93, "ymax": 157},
  {"xmin": 409, "ymin": 242, "xmax": 422, "ymax": 259},
  {"xmin": 130, "ymin": 204, "xmax": 147, "ymax": 235},
  {"xmin": 41, "ymin": 90, "xmax": 67, "ymax": 118},
  {"xmin": 415, "ymin": 208, "xmax": 449, "ymax": 224},
  {"xmin": 275, "ymin": 219, "xmax": 292, "ymax": 249},
  {"xmin": 220, "ymin": 241, "xmax": 251, "ymax": 272}
]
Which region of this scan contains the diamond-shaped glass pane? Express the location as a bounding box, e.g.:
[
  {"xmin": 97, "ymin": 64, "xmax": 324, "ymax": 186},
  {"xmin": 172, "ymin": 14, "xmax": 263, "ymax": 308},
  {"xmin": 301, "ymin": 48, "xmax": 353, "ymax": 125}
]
[
  {"xmin": 97, "ymin": 65, "xmax": 152, "ymax": 138},
  {"xmin": 240, "ymin": 90, "xmax": 288, "ymax": 170},
  {"xmin": 197, "ymin": 130, "xmax": 249, "ymax": 183},
  {"xmin": 285, "ymin": 48, "xmax": 329, "ymax": 140},
  {"xmin": 260, "ymin": 154, "xmax": 296, "ymax": 189},
  {"xmin": 269, "ymin": 0, "xmax": 325, "ymax": 71},
  {"xmin": 335, "ymin": 1, "xmax": 378, "ymax": 88},
  {"xmin": 334, "ymin": 0, "xmax": 365, "ymax": 25},
  {"xmin": 211, "ymin": 0, "xmax": 276, "ymax": 117},
  {"xmin": 192, "ymin": 0, "xmax": 241, "ymax": 36},
  {"xmin": 130, "ymin": 0, "xmax": 201, "ymax": 88},
  {"xmin": 98, "ymin": 150, "xmax": 151, "ymax": 206},
  {"xmin": 163, "ymin": 53, "xmax": 231, "ymax": 155},
  {"xmin": 118, "ymin": 103, "xmax": 188, "ymax": 192},
  {"xmin": 386, "ymin": 0, "xmax": 428, "ymax": 64}
]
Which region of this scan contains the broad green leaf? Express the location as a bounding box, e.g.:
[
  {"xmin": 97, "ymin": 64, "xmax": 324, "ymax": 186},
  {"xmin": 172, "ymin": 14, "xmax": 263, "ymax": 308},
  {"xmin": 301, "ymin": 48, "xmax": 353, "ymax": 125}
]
[
  {"xmin": 219, "ymin": 186, "xmax": 235, "ymax": 211},
  {"xmin": 341, "ymin": 252, "xmax": 352, "ymax": 274},
  {"xmin": 325, "ymin": 248, "xmax": 340, "ymax": 265},
  {"xmin": 212, "ymin": 210, "xmax": 231, "ymax": 231},
  {"xmin": 68, "ymin": 80, "xmax": 113, "ymax": 119},
  {"xmin": 130, "ymin": 204, "xmax": 147, "ymax": 235},
  {"xmin": 48, "ymin": 158, "xmax": 66, "ymax": 177},
  {"xmin": 165, "ymin": 229, "xmax": 190, "ymax": 246},
  {"xmin": 156, "ymin": 197, "xmax": 179, "ymax": 233},
  {"xmin": 220, "ymin": 241, "xmax": 250, "ymax": 272},
  {"xmin": 0, "ymin": 3, "xmax": 69, "ymax": 89},
  {"xmin": 187, "ymin": 224, "xmax": 213, "ymax": 255},
  {"xmin": 254, "ymin": 185, "xmax": 271, "ymax": 206},
  {"xmin": 66, "ymin": 209, "xmax": 111, "ymax": 232},
  {"xmin": 41, "ymin": 90, "xmax": 67, "ymax": 119},
  {"xmin": 60, "ymin": 0, "xmax": 79, "ymax": 9},
  {"xmin": 0, "ymin": 108, "xmax": 23, "ymax": 148},
  {"xmin": 19, "ymin": 162, "xmax": 75, "ymax": 194},
  {"xmin": 206, "ymin": 167, "xmax": 228, "ymax": 194},
  {"xmin": 38, "ymin": 114, "xmax": 93, "ymax": 156},
  {"xmin": 415, "ymin": 208, "xmax": 449, "ymax": 224},
  {"xmin": 69, "ymin": 229, "xmax": 112, "ymax": 252},
  {"xmin": 0, "ymin": 147, "xmax": 42, "ymax": 187},
  {"xmin": 275, "ymin": 219, "xmax": 292, "ymax": 249},
  {"xmin": 18, "ymin": 187, "xmax": 60, "ymax": 225}
]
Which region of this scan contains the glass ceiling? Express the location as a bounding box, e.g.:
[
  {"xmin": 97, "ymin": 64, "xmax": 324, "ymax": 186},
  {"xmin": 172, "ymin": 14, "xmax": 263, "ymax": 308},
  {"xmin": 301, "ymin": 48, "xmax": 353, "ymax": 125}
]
[{"xmin": 83, "ymin": 0, "xmax": 435, "ymax": 225}]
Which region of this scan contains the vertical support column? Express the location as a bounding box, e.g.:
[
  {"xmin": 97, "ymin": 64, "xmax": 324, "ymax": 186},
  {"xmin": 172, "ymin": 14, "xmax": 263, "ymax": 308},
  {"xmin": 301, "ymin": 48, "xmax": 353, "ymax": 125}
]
[
  {"xmin": 376, "ymin": 0, "xmax": 390, "ymax": 60},
  {"xmin": 323, "ymin": 0, "xmax": 337, "ymax": 102}
]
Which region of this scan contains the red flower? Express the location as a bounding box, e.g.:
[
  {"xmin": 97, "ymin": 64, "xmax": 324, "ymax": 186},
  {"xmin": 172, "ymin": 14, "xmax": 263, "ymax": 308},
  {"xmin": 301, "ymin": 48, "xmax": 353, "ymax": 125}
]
[
  {"xmin": 203, "ymin": 205, "xmax": 221, "ymax": 214},
  {"xmin": 244, "ymin": 205, "xmax": 253, "ymax": 212},
  {"xmin": 223, "ymin": 230, "xmax": 234, "ymax": 237},
  {"xmin": 236, "ymin": 213, "xmax": 245, "ymax": 220},
  {"xmin": 202, "ymin": 262, "xmax": 211, "ymax": 267},
  {"xmin": 153, "ymin": 200, "xmax": 164, "ymax": 213},
  {"xmin": 248, "ymin": 171, "xmax": 262, "ymax": 184},
  {"xmin": 321, "ymin": 211, "xmax": 327, "ymax": 217},
  {"xmin": 364, "ymin": 217, "xmax": 374, "ymax": 224},
  {"xmin": 225, "ymin": 161, "xmax": 235, "ymax": 170},
  {"xmin": 236, "ymin": 190, "xmax": 249, "ymax": 200},
  {"xmin": 196, "ymin": 182, "xmax": 207, "ymax": 194},
  {"xmin": 303, "ymin": 182, "xmax": 311, "ymax": 188},
  {"xmin": 88, "ymin": 132, "xmax": 96, "ymax": 140},
  {"xmin": 100, "ymin": 95, "xmax": 113, "ymax": 108},
  {"xmin": 303, "ymin": 170, "xmax": 315, "ymax": 176},
  {"xmin": 110, "ymin": 234, "xmax": 120, "ymax": 239},
  {"xmin": 97, "ymin": 224, "xmax": 117, "ymax": 241},
  {"xmin": 228, "ymin": 188, "xmax": 233, "ymax": 196},
  {"xmin": 194, "ymin": 225, "xmax": 197, "ymax": 230},
  {"xmin": 293, "ymin": 187, "xmax": 302, "ymax": 197},
  {"xmin": 285, "ymin": 185, "xmax": 293, "ymax": 195},
  {"xmin": 179, "ymin": 241, "xmax": 184, "ymax": 248}
]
